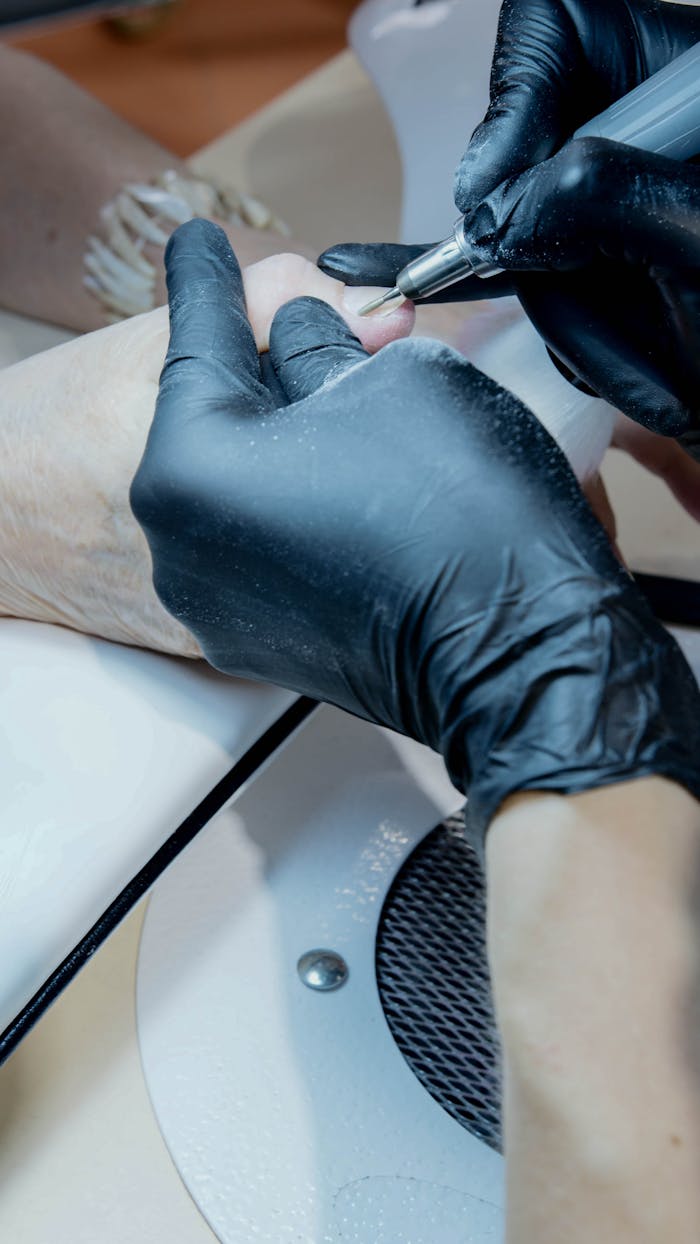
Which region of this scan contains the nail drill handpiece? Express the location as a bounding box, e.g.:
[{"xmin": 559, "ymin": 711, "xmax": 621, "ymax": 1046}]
[{"xmin": 359, "ymin": 39, "xmax": 700, "ymax": 316}]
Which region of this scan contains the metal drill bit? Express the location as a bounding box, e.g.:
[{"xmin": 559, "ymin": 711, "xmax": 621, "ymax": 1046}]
[{"xmin": 357, "ymin": 286, "xmax": 405, "ymax": 317}]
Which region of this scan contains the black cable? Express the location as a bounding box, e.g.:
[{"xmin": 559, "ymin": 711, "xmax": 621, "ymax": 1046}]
[
  {"xmin": 0, "ymin": 695, "xmax": 317, "ymax": 1066},
  {"xmin": 632, "ymin": 573, "xmax": 700, "ymax": 629}
]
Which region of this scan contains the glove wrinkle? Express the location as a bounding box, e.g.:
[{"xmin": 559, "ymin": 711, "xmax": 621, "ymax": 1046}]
[
  {"xmin": 320, "ymin": 0, "xmax": 700, "ymax": 439},
  {"xmin": 133, "ymin": 220, "xmax": 700, "ymax": 852}
]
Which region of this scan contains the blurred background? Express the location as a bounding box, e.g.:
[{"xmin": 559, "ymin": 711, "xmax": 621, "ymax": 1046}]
[{"xmin": 4, "ymin": 0, "xmax": 360, "ymax": 155}]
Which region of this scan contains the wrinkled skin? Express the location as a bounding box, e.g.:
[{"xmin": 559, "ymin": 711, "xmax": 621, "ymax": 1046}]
[
  {"xmin": 320, "ymin": 0, "xmax": 700, "ymax": 450},
  {"xmin": 132, "ymin": 222, "xmax": 700, "ymax": 843},
  {"xmin": 0, "ymin": 252, "xmax": 414, "ymax": 653}
]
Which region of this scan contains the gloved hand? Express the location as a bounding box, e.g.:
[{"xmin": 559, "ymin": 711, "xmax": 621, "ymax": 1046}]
[
  {"xmin": 131, "ymin": 220, "xmax": 700, "ymax": 843},
  {"xmin": 319, "ymin": 0, "xmax": 700, "ymax": 451}
]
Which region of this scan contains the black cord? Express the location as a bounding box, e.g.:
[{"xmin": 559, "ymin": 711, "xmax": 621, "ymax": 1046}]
[
  {"xmin": 632, "ymin": 573, "xmax": 700, "ymax": 629},
  {"xmin": 0, "ymin": 695, "xmax": 317, "ymax": 1066}
]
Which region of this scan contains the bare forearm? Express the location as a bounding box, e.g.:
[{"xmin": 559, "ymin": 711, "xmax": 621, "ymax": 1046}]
[
  {"xmin": 486, "ymin": 778, "xmax": 700, "ymax": 1243},
  {"xmin": 0, "ymin": 45, "xmax": 303, "ymax": 330}
]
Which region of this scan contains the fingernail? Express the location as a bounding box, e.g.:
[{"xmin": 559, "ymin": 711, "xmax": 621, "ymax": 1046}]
[{"xmin": 342, "ymin": 285, "xmax": 389, "ymax": 316}]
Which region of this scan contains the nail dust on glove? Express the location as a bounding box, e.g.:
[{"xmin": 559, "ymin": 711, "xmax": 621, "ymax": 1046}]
[
  {"xmin": 321, "ymin": 0, "xmax": 700, "ymax": 446},
  {"xmin": 132, "ymin": 220, "xmax": 700, "ymax": 845}
]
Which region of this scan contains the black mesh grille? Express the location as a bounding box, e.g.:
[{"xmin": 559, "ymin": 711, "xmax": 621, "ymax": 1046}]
[{"xmin": 375, "ymin": 812, "xmax": 502, "ymax": 1151}]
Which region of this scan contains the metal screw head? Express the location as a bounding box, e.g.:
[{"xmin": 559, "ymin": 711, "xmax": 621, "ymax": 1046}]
[{"xmin": 297, "ymin": 949, "xmax": 349, "ymax": 992}]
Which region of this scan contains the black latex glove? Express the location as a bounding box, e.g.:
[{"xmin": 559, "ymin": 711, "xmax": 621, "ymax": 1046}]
[
  {"xmin": 131, "ymin": 221, "xmax": 700, "ymax": 844},
  {"xmin": 463, "ymin": 137, "xmax": 700, "ymax": 445},
  {"xmin": 318, "ymin": 242, "xmax": 517, "ymax": 305},
  {"xmin": 319, "ymin": 0, "xmax": 700, "ymax": 451}
]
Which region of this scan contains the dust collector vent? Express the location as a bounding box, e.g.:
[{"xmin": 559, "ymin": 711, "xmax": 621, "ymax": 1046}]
[{"xmin": 375, "ymin": 812, "xmax": 502, "ymax": 1151}]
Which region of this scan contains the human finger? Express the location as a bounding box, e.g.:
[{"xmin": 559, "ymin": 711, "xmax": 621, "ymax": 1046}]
[{"xmin": 243, "ymin": 251, "xmax": 415, "ymax": 354}]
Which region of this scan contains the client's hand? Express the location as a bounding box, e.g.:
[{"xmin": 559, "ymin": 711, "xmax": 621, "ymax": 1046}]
[
  {"xmin": 0, "ymin": 252, "xmax": 413, "ymax": 654},
  {"xmin": 132, "ymin": 222, "xmax": 700, "ymax": 841}
]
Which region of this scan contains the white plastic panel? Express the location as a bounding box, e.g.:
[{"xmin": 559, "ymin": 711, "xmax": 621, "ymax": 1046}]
[
  {"xmin": 672, "ymin": 626, "xmax": 700, "ymax": 681},
  {"xmin": 349, "ymin": 0, "xmax": 501, "ymax": 242},
  {"xmin": 138, "ymin": 708, "xmax": 504, "ymax": 1244},
  {"xmin": 0, "ymin": 618, "xmax": 294, "ymax": 1034},
  {"xmin": 138, "ymin": 637, "xmax": 698, "ymax": 1242},
  {"xmin": 349, "ymin": 0, "xmax": 618, "ymax": 480}
]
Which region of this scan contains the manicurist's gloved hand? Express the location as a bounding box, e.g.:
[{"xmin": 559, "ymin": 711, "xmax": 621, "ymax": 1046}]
[
  {"xmin": 319, "ymin": 0, "xmax": 700, "ymax": 452},
  {"xmin": 131, "ymin": 221, "xmax": 700, "ymax": 843}
]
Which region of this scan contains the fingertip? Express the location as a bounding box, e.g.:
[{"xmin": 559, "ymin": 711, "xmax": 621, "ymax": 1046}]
[
  {"xmin": 316, "ymin": 243, "xmax": 364, "ymax": 283},
  {"xmin": 164, "ymin": 218, "xmax": 244, "ymax": 308},
  {"xmin": 165, "ymin": 215, "xmax": 228, "ymax": 255},
  {"xmin": 165, "ymin": 218, "xmax": 241, "ymax": 287},
  {"xmin": 317, "ymin": 241, "xmax": 430, "ymax": 288}
]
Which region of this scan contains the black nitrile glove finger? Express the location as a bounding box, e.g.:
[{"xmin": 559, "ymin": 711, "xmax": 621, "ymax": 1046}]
[
  {"xmin": 453, "ymin": 0, "xmax": 700, "ymax": 218},
  {"xmin": 318, "ymin": 241, "xmax": 516, "ymax": 302},
  {"xmin": 159, "ymin": 217, "xmax": 273, "ymax": 420},
  {"xmin": 132, "ymin": 220, "xmax": 700, "ymax": 847},
  {"xmin": 464, "ymin": 138, "xmax": 700, "ymax": 439},
  {"xmin": 268, "ymin": 296, "xmax": 369, "ymax": 402}
]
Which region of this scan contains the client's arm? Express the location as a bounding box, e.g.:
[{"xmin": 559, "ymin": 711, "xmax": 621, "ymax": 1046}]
[
  {"xmin": 488, "ymin": 778, "xmax": 700, "ymax": 1243},
  {"xmin": 0, "ymin": 251, "xmax": 413, "ymax": 651},
  {"xmin": 0, "ymin": 44, "xmax": 306, "ymax": 331}
]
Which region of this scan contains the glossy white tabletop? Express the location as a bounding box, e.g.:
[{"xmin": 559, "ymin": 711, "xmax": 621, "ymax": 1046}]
[{"xmin": 0, "ymin": 617, "xmax": 294, "ymax": 1035}]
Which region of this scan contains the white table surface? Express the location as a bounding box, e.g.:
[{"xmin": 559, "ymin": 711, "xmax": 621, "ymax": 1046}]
[{"xmin": 0, "ymin": 619, "xmax": 295, "ymax": 1036}]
